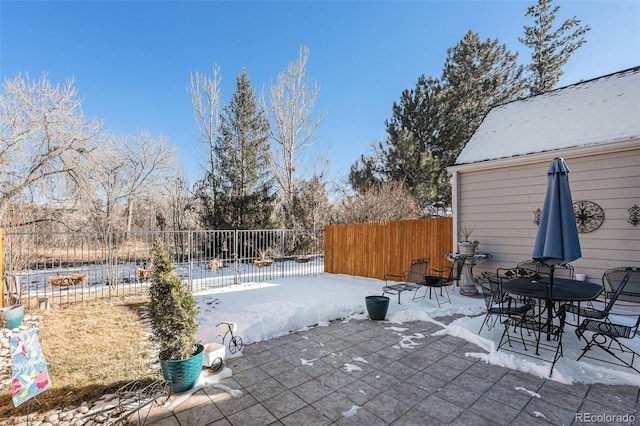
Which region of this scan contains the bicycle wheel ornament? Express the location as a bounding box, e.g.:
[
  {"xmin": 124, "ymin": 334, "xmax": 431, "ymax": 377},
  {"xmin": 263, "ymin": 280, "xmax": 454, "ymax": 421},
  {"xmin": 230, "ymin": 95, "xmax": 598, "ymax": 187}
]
[{"xmin": 229, "ymin": 336, "xmax": 243, "ymax": 354}]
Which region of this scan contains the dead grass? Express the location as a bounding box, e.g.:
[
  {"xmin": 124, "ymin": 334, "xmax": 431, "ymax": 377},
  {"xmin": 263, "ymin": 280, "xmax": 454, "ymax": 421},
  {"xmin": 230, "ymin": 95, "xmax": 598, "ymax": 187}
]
[{"xmin": 0, "ymin": 297, "xmax": 160, "ymax": 421}]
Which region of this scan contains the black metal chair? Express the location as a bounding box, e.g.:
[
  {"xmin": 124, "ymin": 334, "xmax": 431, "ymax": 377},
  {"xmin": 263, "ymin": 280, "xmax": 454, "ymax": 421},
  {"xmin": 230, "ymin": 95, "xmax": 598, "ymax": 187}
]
[
  {"xmin": 382, "ymin": 258, "xmax": 430, "ymax": 304},
  {"xmin": 478, "ymin": 272, "xmax": 533, "ymax": 334},
  {"xmin": 602, "ymin": 267, "xmax": 640, "ymax": 303},
  {"xmin": 499, "ymin": 283, "xmax": 565, "ymax": 375},
  {"xmin": 517, "ymin": 259, "xmax": 575, "ymax": 280},
  {"xmin": 497, "ymin": 270, "xmax": 566, "ymax": 375},
  {"xmin": 573, "ymin": 268, "xmax": 640, "ymax": 372},
  {"xmin": 564, "ymin": 267, "xmax": 633, "ymax": 326},
  {"xmin": 420, "ymin": 255, "xmax": 466, "ymax": 307},
  {"xmin": 497, "ymin": 267, "xmax": 544, "ymax": 283}
]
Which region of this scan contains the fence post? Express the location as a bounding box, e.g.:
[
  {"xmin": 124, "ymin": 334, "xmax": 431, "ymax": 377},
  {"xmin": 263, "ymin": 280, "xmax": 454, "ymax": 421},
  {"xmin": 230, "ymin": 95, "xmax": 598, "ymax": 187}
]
[
  {"xmin": 188, "ymin": 230, "xmax": 193, "ymax": 291},
  {"xmin": 233, "ymin": 229, "xmax": 239, "ymax": 285},
  {"xmin": 280, "ymin": 229, "xmax": 284, "ymax": 278}
]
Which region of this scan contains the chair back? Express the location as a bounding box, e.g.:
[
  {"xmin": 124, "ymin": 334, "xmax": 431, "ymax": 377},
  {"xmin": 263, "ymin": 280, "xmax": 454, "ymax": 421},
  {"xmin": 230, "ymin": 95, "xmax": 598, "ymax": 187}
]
[
  {"xmin": 543, "ymin": 264, "xmax": 574, "ymax": 280},
  {"xmin": 517, "ymin": 259, "xmax": 574, "ymax": 279},
  {"xmin": 478, "ymin": 273, "xmax": 497, "ymax": 310},
  {"xmin": 603, "ymin": 267, "xmax": 629, "ymax": 294},
  {"xmin": 620, "ymin": 268, "xmax": 640, "ymax": 303},
  {"xmin": 481, "ymin": 272, "xmax": 509, "ymax": 310},
  {"xmin": 405, "ymin": 258, "xmax": 430, "ymax": 284},
  {"xmin": 445, "ymin": 255, "xmax": 466, "ymax": 285},
  {"xmin": 496, "ymin": 267, "xmax": 546, "ymax": 283},
  {"xmin": 602, "ymin": 268, "xmax": 634, "ymax": 313},
  {"xmin": 609, "ymin": 268, "xmax": 640, "ymax": 305},
  {"xmin": 516, "ymin": 260, "xmax": 539, "ymax": 271}
]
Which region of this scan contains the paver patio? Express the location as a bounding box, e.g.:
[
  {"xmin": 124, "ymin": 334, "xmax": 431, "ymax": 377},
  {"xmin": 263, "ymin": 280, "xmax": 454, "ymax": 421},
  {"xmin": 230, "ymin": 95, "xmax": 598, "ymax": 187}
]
[{"xmin": 140, "ymin": 316, "xmax": 639, "ymax": 425}]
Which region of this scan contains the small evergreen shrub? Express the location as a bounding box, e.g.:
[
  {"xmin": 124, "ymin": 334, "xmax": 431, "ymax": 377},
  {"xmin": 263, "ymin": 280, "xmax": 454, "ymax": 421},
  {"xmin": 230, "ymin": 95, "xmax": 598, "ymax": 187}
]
[{"xmin": 148, "ymin": 238, "xmax": 199, "ymax": 360}]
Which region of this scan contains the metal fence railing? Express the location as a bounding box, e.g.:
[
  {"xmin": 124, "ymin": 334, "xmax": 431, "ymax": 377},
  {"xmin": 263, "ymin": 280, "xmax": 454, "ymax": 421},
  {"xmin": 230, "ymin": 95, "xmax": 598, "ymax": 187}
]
[{"xmin": 1, "ymin": 229, "xmax": 324, "ymax": 309}]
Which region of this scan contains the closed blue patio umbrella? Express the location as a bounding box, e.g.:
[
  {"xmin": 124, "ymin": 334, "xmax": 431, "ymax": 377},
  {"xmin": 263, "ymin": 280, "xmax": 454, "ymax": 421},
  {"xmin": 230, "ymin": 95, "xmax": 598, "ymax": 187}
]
[{"xmin": 533, "ymin": 157, "xmax": 582, "ymax": 282}]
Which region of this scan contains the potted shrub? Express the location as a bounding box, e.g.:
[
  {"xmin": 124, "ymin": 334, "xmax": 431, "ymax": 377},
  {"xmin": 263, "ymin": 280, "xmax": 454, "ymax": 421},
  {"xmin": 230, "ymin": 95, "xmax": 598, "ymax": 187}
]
[
  {"xmin": 0, "ymin": 304, "xmax": 24, "ymax": 329},
  {"xmin": 148, "ymin": 238, "xmax": 203, "ymax": 393},
  {"xmin": 457, "ymin": 225, "xmax": 479, "ymax": 256}
]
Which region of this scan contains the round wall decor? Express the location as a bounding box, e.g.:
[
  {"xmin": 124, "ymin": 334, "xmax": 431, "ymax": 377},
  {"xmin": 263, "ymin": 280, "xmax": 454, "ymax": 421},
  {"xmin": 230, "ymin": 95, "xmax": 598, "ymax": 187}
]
[{"xmin": 573, "ymin": 200, "xmax": 604, "ymax": 233}]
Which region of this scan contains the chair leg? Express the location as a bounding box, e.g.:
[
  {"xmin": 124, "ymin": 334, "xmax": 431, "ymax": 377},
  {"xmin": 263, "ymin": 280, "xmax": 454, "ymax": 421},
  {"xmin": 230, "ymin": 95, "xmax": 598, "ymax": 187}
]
[
  {"xmin": 498, "ymin": 322, "xmax": 513, "ymax": 349},
  {"xmin": 497, "ymin": 317, "xmax": 528, "ymax": 352},
  {"xmin": 577, "ymin": 335, "xmax": 640, "ymax": 373},
  {"xmin": 412, "ymin": 286, "xmax": 426, "ymax": 302},
  {"xmin": 434, "ymin": 286, "xmax": 451, "ymax": 307},
  {"xmin": 479, "ymin": 314, "xmax": 490, "ymax": 334},
  {"xmin": 479, "ymin": 313, "xmax": 499, "ymax": 334}
]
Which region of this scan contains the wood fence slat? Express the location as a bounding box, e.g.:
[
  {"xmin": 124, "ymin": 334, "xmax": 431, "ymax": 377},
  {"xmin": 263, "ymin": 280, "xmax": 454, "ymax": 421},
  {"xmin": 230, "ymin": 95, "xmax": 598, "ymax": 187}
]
[{"xmin": 324, "ymin": 218, "xmax": 453, "ymax": 281}]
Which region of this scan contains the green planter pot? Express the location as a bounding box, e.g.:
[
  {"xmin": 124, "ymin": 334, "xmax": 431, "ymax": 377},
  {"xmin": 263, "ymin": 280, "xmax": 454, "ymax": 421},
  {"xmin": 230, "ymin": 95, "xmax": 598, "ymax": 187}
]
[
  {"xmin": 1, "ymin": 305, "xmax": 24, "ymax": 329},
  {"xmin": 365, "ymin": 296, "xmax": 389, "ymax": 320},
  {"xmin": 160, "ymin": 344, "xmax": 205, "ymax": 393}
]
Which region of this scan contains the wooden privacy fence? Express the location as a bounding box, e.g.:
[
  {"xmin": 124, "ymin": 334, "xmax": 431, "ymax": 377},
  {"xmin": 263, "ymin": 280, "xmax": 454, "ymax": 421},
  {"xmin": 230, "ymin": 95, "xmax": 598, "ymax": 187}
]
[{"xmin": 324, "ymin": 218, "xmax": 453, "ymax": 281}]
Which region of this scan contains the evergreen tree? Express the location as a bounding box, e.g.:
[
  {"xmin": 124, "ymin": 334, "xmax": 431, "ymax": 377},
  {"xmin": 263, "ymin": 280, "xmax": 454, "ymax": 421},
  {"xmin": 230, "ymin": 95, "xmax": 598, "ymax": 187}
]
[
  {"xmin": 349, "ymin": 31, "xmax": 525, "ymax": 216},
  {"xmin": 441, "ymin": 31, "xmax": 525, "ymax": 164},
  {"xmin": 379, "ymin": 76, "xmax": 444, "ymax": 214},
  {"xmin": 348, "ymin": 153, "xmax": 382, "ymax": 195},
  {"xmin": 210, "ymin": 69, "xmax": 274, "ymax": 229},
  {"xmin": 519, "ymin": 0, "xmax": 590, "ymax": 95}
]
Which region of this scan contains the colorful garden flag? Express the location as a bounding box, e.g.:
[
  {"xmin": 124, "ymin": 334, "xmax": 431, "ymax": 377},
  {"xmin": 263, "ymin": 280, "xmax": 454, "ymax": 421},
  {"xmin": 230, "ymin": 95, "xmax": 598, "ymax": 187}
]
[{"xmin": 10, "ymin": 328, "xmax": 51, "ymax": 407}]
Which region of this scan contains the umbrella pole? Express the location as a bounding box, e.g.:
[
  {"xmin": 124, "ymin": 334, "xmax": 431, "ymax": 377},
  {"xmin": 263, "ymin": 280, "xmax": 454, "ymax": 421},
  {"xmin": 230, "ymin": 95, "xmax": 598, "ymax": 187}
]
[{"xmin": 546, "ymin": 266, "xmax": 555, "ymax": 341}]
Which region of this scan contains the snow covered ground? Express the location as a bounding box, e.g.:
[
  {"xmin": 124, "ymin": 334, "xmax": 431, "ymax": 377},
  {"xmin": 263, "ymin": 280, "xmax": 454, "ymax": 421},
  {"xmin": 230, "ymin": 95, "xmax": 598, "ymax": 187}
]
[{"xmin": 193, "ymin": 272, "xmax": 640, "ymax": 387}]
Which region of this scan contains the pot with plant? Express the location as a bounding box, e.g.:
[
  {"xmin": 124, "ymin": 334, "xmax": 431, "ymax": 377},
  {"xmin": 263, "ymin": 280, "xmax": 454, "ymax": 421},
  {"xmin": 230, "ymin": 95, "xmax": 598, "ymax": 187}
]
[
  {"xmin": 0, "ymin": 304, "xmax": 24, "ymax": 329},
  {"xmin": 148, "ymin": 238, "xmax": 204, "ymax": 393},
  {"xmin": 458, "ymin": 224, "xmax": 479, "ymax": 256}
]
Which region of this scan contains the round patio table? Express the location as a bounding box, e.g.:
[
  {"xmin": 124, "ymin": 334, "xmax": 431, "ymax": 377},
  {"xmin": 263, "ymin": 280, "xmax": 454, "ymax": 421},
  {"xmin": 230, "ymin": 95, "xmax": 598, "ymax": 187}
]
[
  {"xmin": 502, "ymin": 277, "xmax": 603, "ymax": 302},
  {"xmin": 503, "ymin": 277, "xmax": 604, "ymax": 341}
]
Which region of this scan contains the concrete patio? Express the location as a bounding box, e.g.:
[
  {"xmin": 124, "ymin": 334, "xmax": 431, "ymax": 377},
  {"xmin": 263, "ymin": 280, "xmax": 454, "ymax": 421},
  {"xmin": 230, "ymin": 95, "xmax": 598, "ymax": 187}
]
[{"xmin": 141, "ymin": 315, "xmax": 639, "ymax": 425}]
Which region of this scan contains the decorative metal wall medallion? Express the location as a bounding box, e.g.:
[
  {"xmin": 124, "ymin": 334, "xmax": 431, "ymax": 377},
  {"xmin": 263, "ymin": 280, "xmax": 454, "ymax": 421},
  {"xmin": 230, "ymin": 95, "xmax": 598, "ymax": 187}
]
[
  {"xmin": 533, "ymin": 208, "xmax": 542, "ymax": 225},
  {"xmin": 629, "ymin": 204, "xmax": 640, "ymax": 226},
  {"xmin": 573, "ymin": 200, "xmax": 605, "ymax": 233}
]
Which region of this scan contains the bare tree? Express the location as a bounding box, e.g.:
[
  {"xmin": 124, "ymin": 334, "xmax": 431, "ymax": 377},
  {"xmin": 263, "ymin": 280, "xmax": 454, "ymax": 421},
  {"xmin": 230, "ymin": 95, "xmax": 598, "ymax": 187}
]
[
  {"xmin": 83, "ymin": 131, "xmax": 180, "ymax": 232},
  {"xmin": 161, "ymin": 173, "xmax": 198, "ymax": 232},
  {"xmin": 0, "ymin": 72, "xmax": 101, "ymax": 225},
  {"xmin": 120, "ymin": 132, "xmax": 180, "ymax": 232},
  {"xmin": 188, "ymin": 64, "xmax": 222, "ymax": 190},
  {"xmin": 332, "ymin": 181, "xmax": 421, "ymax": 224},
  {"xmin": 267, "ymin": 46, "xmax": 325, "ymax": 228},
  {"xmin": 80, "ymin": 132, "xmax": 128, "ymax": 231}
]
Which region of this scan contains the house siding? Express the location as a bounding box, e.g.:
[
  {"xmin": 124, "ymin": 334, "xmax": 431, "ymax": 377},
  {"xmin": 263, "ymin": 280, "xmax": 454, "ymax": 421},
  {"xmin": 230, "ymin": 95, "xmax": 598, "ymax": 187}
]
[{"xmin": 455, "ymin": 144, "xmax": 640, "ymax": 282}]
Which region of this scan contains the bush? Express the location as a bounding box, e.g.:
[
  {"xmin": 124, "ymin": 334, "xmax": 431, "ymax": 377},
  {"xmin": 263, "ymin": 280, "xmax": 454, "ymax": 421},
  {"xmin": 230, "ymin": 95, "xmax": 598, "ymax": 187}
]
[{"xmin": 148, "ymin": 238, "xmax": 199, "ymax": 360}]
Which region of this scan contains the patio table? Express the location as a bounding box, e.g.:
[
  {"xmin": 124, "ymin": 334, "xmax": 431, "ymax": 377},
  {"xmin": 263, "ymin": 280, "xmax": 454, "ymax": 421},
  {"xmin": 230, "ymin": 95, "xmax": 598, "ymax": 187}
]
[
  {"xmin": 503, "ymin": 277, "xmax": 603, "ymax": 303},
  {"xmin": 503, "ymin": 277, "xmax": 603, "ymax": 340}
]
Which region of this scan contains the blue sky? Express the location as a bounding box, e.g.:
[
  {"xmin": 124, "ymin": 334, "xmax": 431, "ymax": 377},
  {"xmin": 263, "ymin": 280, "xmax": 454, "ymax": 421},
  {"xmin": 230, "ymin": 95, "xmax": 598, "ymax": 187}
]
[{"xmin": 1, "ymin": 1, "xmax": 639, "ymax": 188}]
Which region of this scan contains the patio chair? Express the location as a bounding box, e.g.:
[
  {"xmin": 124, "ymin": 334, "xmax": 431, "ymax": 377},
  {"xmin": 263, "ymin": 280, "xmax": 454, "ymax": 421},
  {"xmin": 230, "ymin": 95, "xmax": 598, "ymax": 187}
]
[
  {"xmin": 382, "ymin": 258, "xmax": 430, "ymax": 304},
  {"xmin": 497, "ymin": 267, "xmax": 543, "ymax": 282},
  {"xmin": 563, "ymin": 267, "xmax": 633, "ymax": 326},
  {"xmin": 498, "ymin": 278, "xmax": 566, "ymax": 376},
  {"xmin": 517, "ymin": 259, "xmax": 575, "ymax": 280},
  {"xmin": 419, "ymin": 255, "xmax": 466, "ymax": 307},
  {"xmin": 574, "ymin": 268, "xmax": 640, "ymax": 372},
  {"xmin": 478, "ymin": 272, "xmax": 533, "ymax": 334},
  {"xmin": 602, "ymin": 267, "xmax": 640, "ymax": 303}
]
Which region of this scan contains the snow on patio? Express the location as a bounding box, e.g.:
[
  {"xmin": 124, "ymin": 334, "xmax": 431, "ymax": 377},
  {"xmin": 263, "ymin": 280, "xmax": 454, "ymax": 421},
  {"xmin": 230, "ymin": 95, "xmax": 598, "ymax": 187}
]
[{"xmin": 193, "ymin": 272, "xmax": 640, "ymax": 387}]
